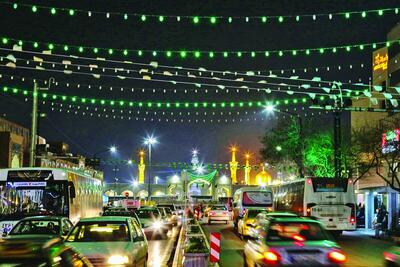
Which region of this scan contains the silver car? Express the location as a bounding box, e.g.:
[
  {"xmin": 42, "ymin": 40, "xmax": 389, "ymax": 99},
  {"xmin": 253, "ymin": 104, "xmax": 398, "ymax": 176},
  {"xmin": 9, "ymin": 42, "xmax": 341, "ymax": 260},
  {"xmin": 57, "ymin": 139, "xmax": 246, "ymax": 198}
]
[{"xmin": 244, "ymin": 217, "xmax": 346, "ymax": 267}]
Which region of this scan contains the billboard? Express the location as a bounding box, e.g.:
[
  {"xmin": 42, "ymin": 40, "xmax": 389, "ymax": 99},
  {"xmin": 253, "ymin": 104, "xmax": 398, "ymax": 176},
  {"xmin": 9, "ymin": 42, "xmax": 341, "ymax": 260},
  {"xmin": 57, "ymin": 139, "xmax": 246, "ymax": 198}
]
[
  {"xmin": 382, "ymin": 129, "xmax": 400, "ymax": 153},
  {"xmin": 372, "ymin": 47, "xmax": 388, "ymax": 86}
]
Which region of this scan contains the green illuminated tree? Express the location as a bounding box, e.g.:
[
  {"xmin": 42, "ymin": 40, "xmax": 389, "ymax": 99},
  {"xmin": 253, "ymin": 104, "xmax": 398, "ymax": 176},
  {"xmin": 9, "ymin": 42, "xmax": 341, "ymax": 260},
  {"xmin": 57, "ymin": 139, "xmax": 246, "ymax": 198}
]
[{"xmin": 304, "ymin": 132, "xmax": 335, "ymax": 177}]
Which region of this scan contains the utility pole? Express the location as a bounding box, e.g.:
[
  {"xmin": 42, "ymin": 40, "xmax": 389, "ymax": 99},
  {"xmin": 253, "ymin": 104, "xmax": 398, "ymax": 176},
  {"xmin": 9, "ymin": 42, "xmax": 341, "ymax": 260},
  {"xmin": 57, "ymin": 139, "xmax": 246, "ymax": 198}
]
[
  {"xmin": 333, "ymin": 110, "xmax": 342, "ymax": 179},
  {"xmin": 147, "ymin": 142, "xmax": 152, "ymax": 198},
  {"xmin": 29, "ymin": 82, "xmax": 39, "ymax": 167},
  {"xmin": 29, "ymin": 79, "xmax": 54, "ymax": 167}
]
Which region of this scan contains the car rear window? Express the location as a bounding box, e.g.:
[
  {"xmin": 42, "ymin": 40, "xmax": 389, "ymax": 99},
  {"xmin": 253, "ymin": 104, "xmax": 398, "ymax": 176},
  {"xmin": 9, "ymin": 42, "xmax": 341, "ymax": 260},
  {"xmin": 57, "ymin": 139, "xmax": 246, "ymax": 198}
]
[
  {"xmin": 136, "ymin": 209, "xmax": 160, "ymax": 218},
  {"xmin": 10, "ymin": 220, "xmax": 60, "ymax": 235},
  {"xmin": 266, "ymin": 222, "xmax": 331, "ymax": 242},
  {"xmin": 211, "ymin": 206, "xmax": 227, "ymax": 210},
  {"xmin": 66, "ymin": 222, "xmax": 130, "ymax": 242}
]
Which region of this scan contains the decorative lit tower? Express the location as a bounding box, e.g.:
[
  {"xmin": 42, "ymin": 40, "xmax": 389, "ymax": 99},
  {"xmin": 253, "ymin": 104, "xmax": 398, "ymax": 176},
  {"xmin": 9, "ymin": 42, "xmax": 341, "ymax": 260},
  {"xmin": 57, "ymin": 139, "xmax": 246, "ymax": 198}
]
[
  {"xmin": 138, "ymin": 150, "xmax": 146, "ymax": 184},
  {"xmin": 191, "ymin": 149, "xmax": 199, "ymax": 170},
  {"xmin": 244, "ymin": 153, "xmax": 251, "ymax": 185},
  {"xmin": 229, "ymin": 147, "xmax": 238, "ymax": 184}
]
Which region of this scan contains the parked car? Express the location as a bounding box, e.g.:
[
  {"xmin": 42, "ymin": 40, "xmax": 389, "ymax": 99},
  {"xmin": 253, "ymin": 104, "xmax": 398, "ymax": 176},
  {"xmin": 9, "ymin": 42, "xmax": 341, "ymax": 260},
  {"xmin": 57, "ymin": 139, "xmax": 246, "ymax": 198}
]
[
  {"xmin": 136, "ymin": 207, "xmax": 169, "ymax": 238},
  {"xmin": 206, "ymin": 204, "xmax": 230, "ymax": 224},
  {"xmin": 237, "ymin": 208, "xmax": 266, "ymax": 238},
  {"xmin": 244, "ymin": 217, "xmax": 346, "ymax": 267},
  {"xmin": 5, "ymin": 216, "xmax": 74, "ymax": 239},
  {"xmin": 66, "ymin": 216, "xmax": 148, "ymax": 267},
  {"xmin": 102, "ymin": 208, "xmax": 141, "ymax": 224},
  {"xmin": 0, "ymin": 236, "xmax": 92, "ymax": 266}
]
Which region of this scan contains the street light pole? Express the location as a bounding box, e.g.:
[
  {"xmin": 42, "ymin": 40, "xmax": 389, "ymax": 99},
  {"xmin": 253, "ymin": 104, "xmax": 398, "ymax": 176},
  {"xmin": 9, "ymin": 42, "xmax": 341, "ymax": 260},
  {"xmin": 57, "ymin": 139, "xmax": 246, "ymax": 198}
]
[
  {"xmin": 29, "ymin": 82, "xmax": 39, "ymax": 167},
  {"xmin": 148, "ymin": 142, "xmax": 152, "ymax": 197}
]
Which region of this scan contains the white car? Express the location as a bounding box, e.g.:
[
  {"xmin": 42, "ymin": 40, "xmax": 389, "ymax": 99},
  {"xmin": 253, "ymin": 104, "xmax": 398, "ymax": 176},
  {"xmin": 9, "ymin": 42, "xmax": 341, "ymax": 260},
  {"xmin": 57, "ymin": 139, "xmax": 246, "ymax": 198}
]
[
  {"xmin": 207, "ymin": 205, "xmax": 230, "ymax": 224},
  {"xmin": 66, "ymin": 216, "xmax": 148, "ymax": 267}
]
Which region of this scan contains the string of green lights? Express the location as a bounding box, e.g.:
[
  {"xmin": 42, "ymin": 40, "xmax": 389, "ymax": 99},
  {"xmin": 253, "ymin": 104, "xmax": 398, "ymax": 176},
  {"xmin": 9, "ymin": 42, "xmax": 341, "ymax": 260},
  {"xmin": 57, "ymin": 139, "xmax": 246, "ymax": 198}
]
[
  {"xmin": 4, "ymin": 1, "xmax": 399, "ymax": 25},
  {"xmin": 2, "ymin": 85, "xmax": 316, "ymax": 109},
  {"xmin": 2, "ymin": 36, "xmax": 397, "ymax": 59}
]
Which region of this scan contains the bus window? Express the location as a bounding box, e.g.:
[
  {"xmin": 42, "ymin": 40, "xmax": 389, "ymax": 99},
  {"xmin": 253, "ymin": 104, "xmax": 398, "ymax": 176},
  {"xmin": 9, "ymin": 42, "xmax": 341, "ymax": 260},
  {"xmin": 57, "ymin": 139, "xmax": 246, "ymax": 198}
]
[
  {"xmin": 312, "ymin": 178, "xmax": 348, "ymax": 193},
  {"xmin": 243, "ymin": 192, "xmax": 273, "ymax": 207}
]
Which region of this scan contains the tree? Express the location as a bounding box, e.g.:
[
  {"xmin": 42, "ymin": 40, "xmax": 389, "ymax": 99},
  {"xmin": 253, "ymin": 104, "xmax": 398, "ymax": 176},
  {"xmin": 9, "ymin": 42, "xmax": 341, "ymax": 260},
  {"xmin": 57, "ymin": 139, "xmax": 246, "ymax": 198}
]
[
  {"xmin": 260, "ymin": 117, "xmax": 303, "ymax": 176},
  {"xmin": 351, "ymin": 116, "xmax": 400, "ymax": 192},
  {"xmin": 304, "ymin": 132, "xmax": 335, "ymax": 177}
]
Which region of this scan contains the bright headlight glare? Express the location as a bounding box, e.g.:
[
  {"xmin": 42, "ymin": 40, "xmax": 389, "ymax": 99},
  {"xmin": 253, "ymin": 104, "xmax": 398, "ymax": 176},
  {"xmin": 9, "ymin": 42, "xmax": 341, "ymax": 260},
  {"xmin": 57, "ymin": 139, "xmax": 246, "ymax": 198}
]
[
  {"xmin": 108, "ymin": 255, "xmax": 129, "ymax": 265},
  {"xmin": 153, "ymin": 220, "xmax": 163, "ymax": 229}
]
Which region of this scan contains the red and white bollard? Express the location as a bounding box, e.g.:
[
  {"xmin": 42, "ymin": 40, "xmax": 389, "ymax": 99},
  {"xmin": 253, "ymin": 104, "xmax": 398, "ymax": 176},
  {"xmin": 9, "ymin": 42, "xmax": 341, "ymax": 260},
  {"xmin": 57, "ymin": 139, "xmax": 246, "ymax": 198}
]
[{"xmin": 210, "ymin": 232, "xmax": 221, "ymax": 264}]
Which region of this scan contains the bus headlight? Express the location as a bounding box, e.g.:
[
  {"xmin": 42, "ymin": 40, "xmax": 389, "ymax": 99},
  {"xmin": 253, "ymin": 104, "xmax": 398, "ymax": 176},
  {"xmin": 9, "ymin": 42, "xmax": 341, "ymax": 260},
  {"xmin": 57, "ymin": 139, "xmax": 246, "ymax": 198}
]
[{"xmin": 108, "ymin": 255, "xmax": 129, "ymax": 265}]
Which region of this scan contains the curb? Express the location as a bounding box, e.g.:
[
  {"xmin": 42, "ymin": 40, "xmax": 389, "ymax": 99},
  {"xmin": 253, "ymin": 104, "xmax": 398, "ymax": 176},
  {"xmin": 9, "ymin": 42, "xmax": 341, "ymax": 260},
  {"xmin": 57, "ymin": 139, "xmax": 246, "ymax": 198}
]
[{"xmin": 172, "ymin": 224, "xmax": 186, "ymax": 267}]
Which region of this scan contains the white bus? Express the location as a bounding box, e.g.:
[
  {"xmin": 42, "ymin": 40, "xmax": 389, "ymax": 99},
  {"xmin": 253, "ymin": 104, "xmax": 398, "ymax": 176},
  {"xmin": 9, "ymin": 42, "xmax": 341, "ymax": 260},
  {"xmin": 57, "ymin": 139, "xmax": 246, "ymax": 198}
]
[
  {"xmin": 0, "ymin": 167, "xmax": 103, "ymax": 234},
  {"xmin": 273, "ymin": 177, "xmax": 356, "ymax": 234},
  {"xmin": 232, "ymin": 186, "xmax": 274, "ymax": 228}
]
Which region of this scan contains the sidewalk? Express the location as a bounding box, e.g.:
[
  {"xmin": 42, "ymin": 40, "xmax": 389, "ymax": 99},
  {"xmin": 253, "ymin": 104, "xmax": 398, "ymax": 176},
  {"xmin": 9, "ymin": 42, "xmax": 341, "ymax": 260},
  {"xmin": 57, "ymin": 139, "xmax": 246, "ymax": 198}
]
[{"xmin": 343, "ymin": 228, "xmax": 395, "ymax": 242}]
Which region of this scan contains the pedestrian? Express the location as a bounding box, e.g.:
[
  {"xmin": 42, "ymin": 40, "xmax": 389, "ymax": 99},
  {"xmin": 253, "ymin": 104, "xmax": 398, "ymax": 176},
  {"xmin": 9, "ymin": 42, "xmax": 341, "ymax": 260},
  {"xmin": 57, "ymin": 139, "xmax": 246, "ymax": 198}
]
[{"xmin": 373, "ymin": 207, "xmax": 388, "ymax": 238}]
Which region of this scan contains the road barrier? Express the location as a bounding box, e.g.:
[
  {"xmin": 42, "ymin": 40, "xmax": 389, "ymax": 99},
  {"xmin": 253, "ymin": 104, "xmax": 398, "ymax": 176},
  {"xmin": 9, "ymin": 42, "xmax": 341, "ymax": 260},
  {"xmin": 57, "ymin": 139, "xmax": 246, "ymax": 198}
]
[{"xmin": 210, "ymin": 232, "xmax": 221, "ymax": 263}]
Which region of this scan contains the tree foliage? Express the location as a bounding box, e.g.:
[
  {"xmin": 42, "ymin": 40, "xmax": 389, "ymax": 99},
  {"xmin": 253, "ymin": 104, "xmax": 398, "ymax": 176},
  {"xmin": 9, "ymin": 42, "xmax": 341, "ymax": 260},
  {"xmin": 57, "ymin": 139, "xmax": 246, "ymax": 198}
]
[
  {"xmin": 351, "ymin": 116, "xmax": 400, "ymax": 192},
  {"xmin": 304, "ymin": 132, "xmax": 335, "ymax": 177}
]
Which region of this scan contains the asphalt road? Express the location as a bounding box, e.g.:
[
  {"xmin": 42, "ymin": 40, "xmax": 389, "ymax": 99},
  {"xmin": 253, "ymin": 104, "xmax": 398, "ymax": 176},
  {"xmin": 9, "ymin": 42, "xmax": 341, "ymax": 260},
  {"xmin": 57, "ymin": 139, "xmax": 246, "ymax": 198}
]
[
  {"xmin": 147, "ymin": 226, "xmax": 180, "ymax": 267},
  {"xmin": 202, "ymin": 221, "xmax": 394, "ymax": 267}
]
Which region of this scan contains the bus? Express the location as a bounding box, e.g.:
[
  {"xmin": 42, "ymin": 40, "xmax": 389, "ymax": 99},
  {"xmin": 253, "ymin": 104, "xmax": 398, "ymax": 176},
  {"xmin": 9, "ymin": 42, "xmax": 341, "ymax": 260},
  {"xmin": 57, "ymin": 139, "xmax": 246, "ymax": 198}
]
[
  {"xmin": 273, "ymin": 177, "xmax": 356, "ymax": 234},
  {"xmin": 232, "ymin": 187, "xmax": 274, "ymax": 228},
  {"xmin": 0, "ymin": 167, "xmax": 103, "ymax": 234}
]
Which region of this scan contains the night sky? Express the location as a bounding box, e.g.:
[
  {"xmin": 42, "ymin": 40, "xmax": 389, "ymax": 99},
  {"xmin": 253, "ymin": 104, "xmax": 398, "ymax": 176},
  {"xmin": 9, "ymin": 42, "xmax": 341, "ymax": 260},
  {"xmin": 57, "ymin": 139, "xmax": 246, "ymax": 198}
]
[{"xmin": 0, "ymin": 0, "xmax": 398, "ymax": 183}]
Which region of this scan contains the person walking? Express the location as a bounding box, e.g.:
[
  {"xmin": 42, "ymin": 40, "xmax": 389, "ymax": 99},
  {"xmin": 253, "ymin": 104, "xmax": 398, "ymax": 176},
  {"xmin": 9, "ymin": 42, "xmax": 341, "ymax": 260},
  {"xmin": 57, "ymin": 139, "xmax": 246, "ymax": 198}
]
[{"xmin": 373, "ymin": 207, "xmax": 388, "ymax": 238}]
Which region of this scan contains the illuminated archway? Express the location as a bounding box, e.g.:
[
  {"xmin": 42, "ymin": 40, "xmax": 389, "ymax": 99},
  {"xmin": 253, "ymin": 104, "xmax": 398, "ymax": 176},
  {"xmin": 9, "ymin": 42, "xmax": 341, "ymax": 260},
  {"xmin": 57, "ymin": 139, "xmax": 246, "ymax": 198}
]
[{"xmin": 137, "ymin": 190, "xmax": 149, "ymax": 199}]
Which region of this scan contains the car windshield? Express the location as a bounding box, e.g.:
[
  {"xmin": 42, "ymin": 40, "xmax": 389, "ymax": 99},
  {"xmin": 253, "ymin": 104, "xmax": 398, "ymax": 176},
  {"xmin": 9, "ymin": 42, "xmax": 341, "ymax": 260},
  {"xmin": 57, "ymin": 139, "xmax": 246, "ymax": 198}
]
[
  {"xmin": 211, "ymin": 206, "xmax": 226, "ymax": 210},
  {"xmin": 247, "ymin": 210, "xmax": 264, "ymax": 218},
  {"xmin": 266, "ymin": 222, "xmax": 331, "ymax": 242},
  {"xmin": 136, "ymin": 209, "xmax": 160, "ymax": 219},
  {"xmin": 66, "ymin": 222, "xmax": 130, "ymax": 242},
  {"xmin": 10, "ymin": 219, "xmax": 60, "ymax": 235}
]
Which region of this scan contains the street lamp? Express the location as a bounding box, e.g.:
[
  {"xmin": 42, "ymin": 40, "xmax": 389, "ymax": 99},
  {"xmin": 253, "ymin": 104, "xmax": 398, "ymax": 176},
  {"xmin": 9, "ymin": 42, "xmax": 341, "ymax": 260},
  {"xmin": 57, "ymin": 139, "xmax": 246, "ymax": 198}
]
[
  {"xmin": 172, "ymin": 175, "xmax": 180, "ymax": 184},
  {"xmin": 143, "ymin": 134, "xmax": 158, "ymax": 198},
  {"xmin": 264, "ymin": 105, "xmax": 304, "ymax": 178},
  {"xmin": 155, "ymin": 176, "xmax": 159, "ymax": 184}
]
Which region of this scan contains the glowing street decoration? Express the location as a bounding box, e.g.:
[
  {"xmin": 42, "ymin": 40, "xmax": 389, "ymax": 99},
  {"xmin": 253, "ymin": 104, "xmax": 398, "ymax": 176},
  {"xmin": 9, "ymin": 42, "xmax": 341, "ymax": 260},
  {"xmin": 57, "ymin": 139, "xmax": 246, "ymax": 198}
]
[
  {"xmin": 1, "ymin": 35, "xmax": 398, "ymax": 59},
  {"xmin": 382, "ymin": 129, "xmax": 400, "ymax": 154}
]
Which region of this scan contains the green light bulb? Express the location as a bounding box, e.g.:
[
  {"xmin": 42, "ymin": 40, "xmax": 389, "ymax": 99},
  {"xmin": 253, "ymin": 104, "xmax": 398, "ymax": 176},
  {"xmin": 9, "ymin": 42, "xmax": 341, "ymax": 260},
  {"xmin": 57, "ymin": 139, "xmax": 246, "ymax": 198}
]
[
  {"xmin": 265, "ymin": 51, "xmax": 269, "ymax": 57},
  {"xmin": 345, "ymin": 12, "xmax": 350, "ymax": 19},
  {"xmin": 79, "ymin": 47, "xmax": 84, "ymax": 53},
  {"xmin": 18, "ymin": 40, "xmax": 23, "ymax": 46},
  {"xmin": 184, "ymin": 103, "xmax": 189, "ymax": 108},
  {"xmin": 110, "ymin": 101, "xmax": 115, "ymax": 106},
  {"xmin": 296, "ymin": 15, "xmax": 300, "ymax": 22},
  {"xmin": 69, "ymin": 9, "xmax": 75, "ymax": 16},
  {"xmin": 292, "ymin": 50, "xmax": 297, "ymax": 56},
  {"xmin": 159, "ymin": 16, "xmax": 164, "ymax": 22},
  {"xmin": 124, "ymin": 14, "xmax": 128, "ymax": 20},
  {"xmin": 101, "ymin": 100, "xmax": 105, "ymax": 105},
  {"xmin": 141, "ymin": 15, "xmax": 146, "ymax": 21},
  {"xmin": 108, "ymin": 49, "xmax": 113, "ymax": 55},
  {"xmin": 48, "ymin": 43, "xmax": 54, "ymax": 50},
  {"xmin": 2, "ymin": 38, "xmax": 8, "ymax": 44},
  {"xmin": 284, "ymin": 100, "xmax": 289, "ymax": 104},
  {"xmin": 166, "ymin": 51, "xmax": 172, "ymax": 57},
  {"xmin": 93, "ymin": 47, "xmax": 98, "ymax": 53},
  {"xmin": 261, "ymin": 16, "xmax": 267, "ymax": 23},
  {"xmin": 251, "ymin": 51, "xmax": 256, "ymax": 57},
  {"xmin": 228, "ymin": 17, "xmax": 232, "ymax": 23},
  {"xmin": 361, "ymin": 11, "xmax": 366, "ymax": 18},
  {"xmin": 237, "ymin": 51, "xmax": 242, "ymax": 57},
  {"xmin": 278, "ymin": 16, "xmax": 284, "ymax": 23},
  {"xmin": 302, "ymin": 98, "xmax": 307, "ymax": 103},
  {"xmin": 378, "ymin": 10, "xmax": 383, "ymax": 16},
  {"xmin": 223, "ymin": 52, "xmax": 228, "ymax": 58},
  {"xmin": 138, "ymin": 50, "xmax": 143, "ymax": 56},
  {"xmin": 279, "ymin": 51, "xmax": 283, "ymax": 57},
  {"xmin": 81, "ymin": 98, "xmax": 86, "ymax": 103},
  {"xmin": 51, "ymin": 8, "xmax": 56, "ymax": 15},
  {"xmin": 194, "ymin": 51, "xmax": 201, "ymax": 58},
  {"xmin": 32, "ymin": 6, "xmax": 37, "ymax": 12},
  {"xmin": 123, "ymin": 49, "xmax": 128, "ymax": 56},
  {"xmin": 346, "ymin": 46, "xmax": 351, "ymax": 52},
  {"xmin": 319, "ymin": 48, "xmax": 324, "ymax": 54},
  {"xmin": 230, "ymin": 103, "xmax": 235, "ymax": 107},
  {"xmin": 33, "ymin": 42, "xmax": 38, "ymax": 48},
  {"xmin": 13, "ymin": 3, "xmax": 18, "ymax": 9},
  {"xmin": 332, "ymin": 47, "xmax": 337, "ymax": 53},
  {"xmin": 359, "ymin": 45, "xmax": 364, "ymax": 50},
  {"xmin": 180, "ymin": 51, "xmax": 187, "ymax": 58},
  {"xmin": 203, "ymin": 102, "xmax": 208, "ymax": 107},
  {"xmin": 239, "ymin": 102, "xmax": 244, "ymax": 107},
  {"xmin": 193, "ymin": 16, "xmax": 199, "ymax": 24},
  {"xmin": 209, "ymin": 52, "xmax": 214, "ymax": 58},
  {"xmin": 152, "ymin": 51, "xmax": 157, "ymax": 56},
  {"xmin": 157, "ymin": 103, "xmax": 162, "ymax": 107},
  {"xmin": 91, "ymin": 99, "xmax": 96, "ymax": 104},
  {"xmin": 210, "ymin": 16, "xmax": 217, "ymax": 24},
  {"xmin": 305, "ymin": 49, "xmax": 310, "ymax": 55}
]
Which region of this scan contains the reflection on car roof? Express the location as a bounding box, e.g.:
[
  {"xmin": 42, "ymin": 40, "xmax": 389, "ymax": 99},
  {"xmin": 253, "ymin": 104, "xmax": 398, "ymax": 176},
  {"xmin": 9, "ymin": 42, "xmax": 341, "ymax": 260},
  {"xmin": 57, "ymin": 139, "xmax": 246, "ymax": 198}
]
[
  {"xmin": 20, "ymin": 216, "xmax": 65, "ymax": 221},
  {"xmin": 79, "ymin": 216, "xmax": 131, "ymax": 222}
]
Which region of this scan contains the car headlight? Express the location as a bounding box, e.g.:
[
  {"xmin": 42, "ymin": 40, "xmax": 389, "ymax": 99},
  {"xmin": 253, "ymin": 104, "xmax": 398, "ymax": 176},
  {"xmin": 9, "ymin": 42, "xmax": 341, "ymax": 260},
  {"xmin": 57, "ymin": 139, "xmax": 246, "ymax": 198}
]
[
  {"xmin": 108, "ymin": 255, "xmax": 129, "ymax": 265},
  {"xmin": 152, "ymin": 220, "xmax": 163, "ymax": 229}
]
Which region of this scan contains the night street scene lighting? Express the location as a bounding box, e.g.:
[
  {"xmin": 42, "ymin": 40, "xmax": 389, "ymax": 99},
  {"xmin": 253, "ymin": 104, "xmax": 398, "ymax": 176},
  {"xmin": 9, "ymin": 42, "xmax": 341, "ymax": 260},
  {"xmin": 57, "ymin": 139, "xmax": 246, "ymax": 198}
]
[{"xmin": 1, "ymin": 1, "xmax": 399, "ymax": 266}]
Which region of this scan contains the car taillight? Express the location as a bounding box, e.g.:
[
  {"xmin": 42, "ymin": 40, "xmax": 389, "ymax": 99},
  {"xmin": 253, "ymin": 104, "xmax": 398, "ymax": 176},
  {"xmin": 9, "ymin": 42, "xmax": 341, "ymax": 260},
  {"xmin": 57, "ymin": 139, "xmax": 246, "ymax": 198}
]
[
  {"xmin": 328, "ymin": 251, "xmax": 346, "ymax": 263},
  {"xmin": 263, "ymin": 251, "xmax": 280, "ymax": 265},
  {"xmin": 209, "ymin": 211, "xmax": 215, "ymax": 216},
  {"xmin": 384, "ymin": 252, "xmax": 397, "ymax": 262},
  {"xmin": 306, "ymin": 203, "xmax": 316, "ymax": 216},
  {"xmin": 346, "ymin": 203, "xmax": 356, "ymax": 224}
]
